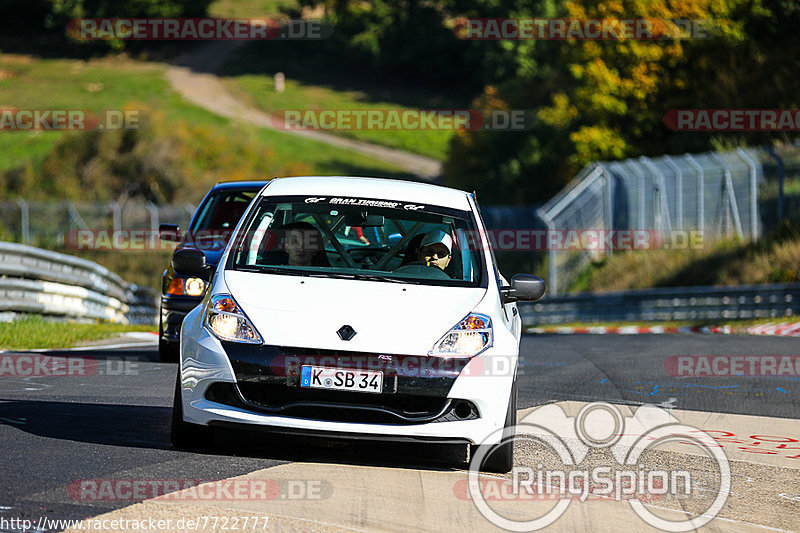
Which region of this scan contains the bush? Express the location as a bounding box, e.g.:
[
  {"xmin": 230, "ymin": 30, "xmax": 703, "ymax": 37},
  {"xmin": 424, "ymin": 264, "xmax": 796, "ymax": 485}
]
[{"xmin": 0, "ymin": 104, "xmax": 311, "ymax": 204}]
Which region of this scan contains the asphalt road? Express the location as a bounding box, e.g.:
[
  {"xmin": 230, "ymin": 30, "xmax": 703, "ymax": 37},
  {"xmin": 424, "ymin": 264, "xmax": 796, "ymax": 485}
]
[
  {"xmin": 516, "ymin": 333, "xmax": 800, "ymax": 418},
  {"xmin": 0, "ymin": 333, "xmax": 797, "ymax": 531}
]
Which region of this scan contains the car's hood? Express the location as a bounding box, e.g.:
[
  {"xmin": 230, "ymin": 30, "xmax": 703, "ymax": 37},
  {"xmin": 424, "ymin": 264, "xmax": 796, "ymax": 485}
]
[{"xmin": 224, "ymin": 270, "xmax": 486, "ymax": 354}]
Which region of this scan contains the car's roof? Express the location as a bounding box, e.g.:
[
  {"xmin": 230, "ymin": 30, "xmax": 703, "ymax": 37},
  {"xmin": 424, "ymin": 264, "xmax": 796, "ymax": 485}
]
[
  {"xmin": 210, "ymin": 180, "xmax": 271, "ymax": 192},
  {"xmin": 261, "ymin": 176, "xmax": 473, "ymax": 210}
]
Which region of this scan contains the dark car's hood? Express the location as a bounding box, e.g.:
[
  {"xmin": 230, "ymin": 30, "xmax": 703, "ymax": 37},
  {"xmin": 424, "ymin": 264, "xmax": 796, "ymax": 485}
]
[
  {"xmin": 189, "ymin": 246, "xmax": 225, "ymax": 267},
  {"xmin": 177, "ymin": 241, "xmax": 226, "ymax": 268}
]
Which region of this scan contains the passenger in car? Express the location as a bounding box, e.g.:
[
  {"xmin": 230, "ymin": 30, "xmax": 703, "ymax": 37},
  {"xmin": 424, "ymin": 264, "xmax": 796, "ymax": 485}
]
[{"xmin": 282, "ymin": 221, "xmax": 330, "ymax": 267}]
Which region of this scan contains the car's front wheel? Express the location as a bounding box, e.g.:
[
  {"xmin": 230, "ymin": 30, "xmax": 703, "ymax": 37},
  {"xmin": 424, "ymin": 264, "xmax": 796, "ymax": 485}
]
[
  {"xmin": 171, "ymin": 373, "xmax": 213, "ymax": 448},
  {"xmin": 471, "ymin": 378, "xmax": 517, "ymax": 473},
  {"xmin": 158, "ymin": 317, "xmax": 179, "ymax": 363}
]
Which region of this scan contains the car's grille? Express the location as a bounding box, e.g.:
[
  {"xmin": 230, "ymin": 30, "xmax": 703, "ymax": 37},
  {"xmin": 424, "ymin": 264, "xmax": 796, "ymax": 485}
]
[{"xmin": 204, "ymin": 382, "xmax": 479, "ymax": 425}]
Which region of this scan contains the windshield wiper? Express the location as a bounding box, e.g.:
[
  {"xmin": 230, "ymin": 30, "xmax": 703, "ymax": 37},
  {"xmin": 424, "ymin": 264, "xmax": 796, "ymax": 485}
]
[
  {"xmin": 238, "ymin": 266, "xmax": 308, "ymax": 276},
  {"xmin": 237, "ymin": 267, "xmax": 420, "ymax": 284},
  {"xmin": 351, "ymin": 273, "xmax": 420, "ymax": 284}
]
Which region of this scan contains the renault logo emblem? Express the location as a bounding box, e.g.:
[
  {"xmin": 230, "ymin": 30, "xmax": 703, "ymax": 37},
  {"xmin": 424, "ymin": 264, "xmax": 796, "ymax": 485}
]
[{"xmin": 337, "ymin": 325, "xmax": 356, "ymax": 341}]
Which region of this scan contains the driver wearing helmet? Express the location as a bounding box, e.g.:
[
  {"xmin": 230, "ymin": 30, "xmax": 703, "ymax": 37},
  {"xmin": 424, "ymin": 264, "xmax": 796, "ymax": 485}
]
[{"xmin": 417, "ymin": 230, "xmax": 452, "ymax": 271}]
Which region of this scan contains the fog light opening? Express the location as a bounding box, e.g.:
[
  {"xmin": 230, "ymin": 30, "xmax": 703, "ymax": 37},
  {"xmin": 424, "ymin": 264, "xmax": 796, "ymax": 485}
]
[{"xmin": 454, "ymin": 401, "xmax": 473, "ymax": 420}]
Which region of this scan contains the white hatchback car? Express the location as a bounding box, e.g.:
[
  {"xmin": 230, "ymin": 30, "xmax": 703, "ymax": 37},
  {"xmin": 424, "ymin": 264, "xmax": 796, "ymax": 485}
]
[{"xmin": 172, "ymin": 176, "xmax": 545, "ymax": 472}]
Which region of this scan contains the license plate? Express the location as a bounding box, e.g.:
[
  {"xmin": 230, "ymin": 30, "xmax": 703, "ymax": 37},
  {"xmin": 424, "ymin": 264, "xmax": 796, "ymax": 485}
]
[{"xmin": 300, "ymin": 365, "xmax": 383, "ymax": 393}]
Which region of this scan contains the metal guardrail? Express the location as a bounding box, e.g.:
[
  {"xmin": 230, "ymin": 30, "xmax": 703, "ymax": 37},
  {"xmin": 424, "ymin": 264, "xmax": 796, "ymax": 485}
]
[
  {"xmin": 0, "ymin": 242, "xmax": 157, "ymax": 324},
  {"xmin": 518, "ymin": 283, "xmax": 800, "ymax": 325}
]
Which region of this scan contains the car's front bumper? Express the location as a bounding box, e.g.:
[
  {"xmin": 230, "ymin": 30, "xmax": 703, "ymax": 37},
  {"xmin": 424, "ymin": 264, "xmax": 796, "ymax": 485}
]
[
  {"xmin": 178, "ymin": 306, "xmax": 517, "ymax": 446},
  {"xmin": 160, "ymin": 295, "xmax": 203, "ymax": 342}
]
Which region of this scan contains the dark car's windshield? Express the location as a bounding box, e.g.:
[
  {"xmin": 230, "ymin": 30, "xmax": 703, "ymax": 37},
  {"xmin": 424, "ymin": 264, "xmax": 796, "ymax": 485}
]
[
  {"xmin": 191, "ymin": 189, "xmax": 258, "ymax": 231},
  {"xmin": 229, "ymin": 195, "xmax": 486, "ymax": 287},
  {"xmin": 184, "ymin": 189, "xmax": 259, "ymax": 250}
]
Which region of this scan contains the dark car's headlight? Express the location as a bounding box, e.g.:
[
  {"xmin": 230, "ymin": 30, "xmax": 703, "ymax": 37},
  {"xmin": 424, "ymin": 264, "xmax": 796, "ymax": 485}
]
[
  {"xmin": 166, "ymin": 276, "xmax": 207, "ymax": 297},
  {"xmin": 183, "ymin": 277, "xmax": 206, "ymax": 296},
  {"xmin": 204, "ymin": 294, "xmax": 262, "ymax": 344}
]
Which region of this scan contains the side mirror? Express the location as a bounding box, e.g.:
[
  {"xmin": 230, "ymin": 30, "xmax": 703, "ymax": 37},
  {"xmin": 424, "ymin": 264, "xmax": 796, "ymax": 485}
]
[
  {"xmin": 501, "ymin": 274, "xmax": 546, "ymax": 303},
  {"xmin": 173, "ymin": 249, "xmax": 212, "ymax": 281},
  {"xmin": 159, "ymin": 223, "xmax": 180, "ymax": 242}
]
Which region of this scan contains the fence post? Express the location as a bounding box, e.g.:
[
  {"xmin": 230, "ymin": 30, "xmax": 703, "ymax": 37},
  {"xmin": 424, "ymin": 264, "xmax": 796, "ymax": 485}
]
[
  {"xmin": 603, "ymin": 166, "xmax": 613, "ymax": 258},
  {"xmin": 685, "ymin": 154, "xmax": 704, "ymax": 234},
  {"xmin": 16, "ymin": 198, "xmax": 29, "ymax": 245},
  {"xmin": 66, "ymin": 201, "xmax": 90, "ymax": 230},
  {"xmin": 625, "ymin": 160, "xmax": 647, "ymax": 228},
  {"xmin": 640, "ymin": 157, "xmax": 672, "ymax": 234},
  {"xmin": 538, "ymin": 209, "xmax": 558, "ymax": 296},
  {"xmin": 764, "ymin": 146, "xmax": 785, "ymax": 225},
  {"xmin": 736, "ymin": 148, "xmax": 760, "ymax": 239},
  {"xmin": 146, "ymin": 202, "xmax": 159, "ymax": 252},
  {"xmin": 109, "ymin": 201, "xmax": 121, "ymax": 233},
  {"xmin": 710, "ymin": 152, "xmax": 744, "ymax": 239},
  {"xmin": 184, "ymin": 204, "xmax": 196, "ymax": 224},
  {"xmin": 664, "ymin": 156, "xmax": 683, "ymax": 230}
]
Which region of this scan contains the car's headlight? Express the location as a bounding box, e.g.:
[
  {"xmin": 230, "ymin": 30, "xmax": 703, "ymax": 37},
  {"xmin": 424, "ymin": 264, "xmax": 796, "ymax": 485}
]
[
  {"xmin": 429, "ymin": 313, "xmax": 493, "ymax": 357},
  {"xmin": 166, "ymin": 276, "xmax": 206, "ymax": 296},
  {"xmin": 204, "ymin": 294, "xmax": 262, "ymax": 344}
]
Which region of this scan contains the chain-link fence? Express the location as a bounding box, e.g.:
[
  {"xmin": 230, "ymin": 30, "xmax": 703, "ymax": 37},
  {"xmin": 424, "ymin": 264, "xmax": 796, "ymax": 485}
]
[
  {"xmin": 538, "ymin": 146, "xmax": 800, "ymax": 296},
  {"xmin": 0, "ymin": 200, "xmax": 546, "ymax": 247},
  {"xmin": 0, "ymin": 201, "xmax": 196, "ymax": 248},
  {"xmin": 2, "ymin": 146, "xmax": 797, "ymax": 296}
]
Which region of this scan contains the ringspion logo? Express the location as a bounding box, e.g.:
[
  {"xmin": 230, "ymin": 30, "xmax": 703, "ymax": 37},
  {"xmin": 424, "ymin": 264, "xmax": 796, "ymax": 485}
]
[{"xmin": 469, "ymin": 402, "xmax": 730, "ymax": 531}]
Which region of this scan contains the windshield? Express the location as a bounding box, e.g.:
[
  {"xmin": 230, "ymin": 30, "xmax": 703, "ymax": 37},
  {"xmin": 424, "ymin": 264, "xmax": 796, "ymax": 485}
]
[
  {"xmin": 229, "ymin": 195, "xmax": 485, "ymax": 287},
  {"xmin": 191, "ymin": 189, "xmax": 258, "ymax": 231},
  {"xmin": 185, "ymin": 188, "xmax": 259, "ymax": 250}
]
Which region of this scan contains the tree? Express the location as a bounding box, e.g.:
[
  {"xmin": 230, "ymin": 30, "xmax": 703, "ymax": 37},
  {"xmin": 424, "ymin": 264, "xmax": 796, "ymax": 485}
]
[{"xmin": 445, "ymin": 0, "xmax": 800, "ymax": 204}]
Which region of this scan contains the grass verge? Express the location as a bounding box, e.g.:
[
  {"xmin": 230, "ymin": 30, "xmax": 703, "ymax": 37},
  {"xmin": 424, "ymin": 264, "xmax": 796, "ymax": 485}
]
[
  {"xmin": 569, "ymin": 222, "xmax": 800, "ymax": 293},
  {"xmin": 222, "ymin": 73, "xmax": 455, "ymax": 160},
  {"xmin": 221, "ymin": 41, "xmax": 467, "ymax": 161},
  {"xmin": 0, "ymin": 53, "xmax": 412, "ymax": 189},
  {"xmin": 0, "ymin": 316, "xmax": 155, "ymax": 350},
  {"xmin": 208, "ymin": 0, "xmax": 296, "ymax": 19}
]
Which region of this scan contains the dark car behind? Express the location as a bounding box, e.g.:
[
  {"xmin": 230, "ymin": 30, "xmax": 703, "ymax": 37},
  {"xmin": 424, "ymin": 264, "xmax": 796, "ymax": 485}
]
[{"xmin": 158, "ymin": 180, "xmax": 269, "ymax": 361}]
